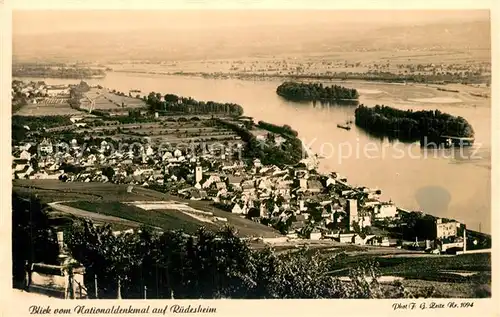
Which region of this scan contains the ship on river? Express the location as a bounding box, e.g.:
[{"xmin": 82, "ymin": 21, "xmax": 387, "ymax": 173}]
[
  {"xmin": 441, "ymin": 135, "xmax": 475, "ymax": 147},
  {"xmin": 337, "ymin": 120, "xmax": 352, "ymax": 131},
  {"xmin": 420, "ymin": 135, "xmax": 475, "ymax": 148}
]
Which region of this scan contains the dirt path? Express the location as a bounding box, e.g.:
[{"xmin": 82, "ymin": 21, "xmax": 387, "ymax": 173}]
[
  {"xmin": 48, "ymin": 202, "xmax": 142, "ymax": 228},
  {"xmin": 439, "ymin": 270, "xmax": 479, "ymax": 277}
]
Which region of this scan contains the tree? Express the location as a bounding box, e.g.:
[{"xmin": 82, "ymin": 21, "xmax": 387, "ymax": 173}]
[
  {"xmin": 265, "ymin": 198, "xmax": 276, "ymax": 214},
  {"xmin": 275, "ymin": 195, "xmax": 285, "ymax": 207},
  {"xmin": 164, "ymin": 94, "xmax": 179, "ymax": 103},
  {"xmin": 351, "ymin": 221, "xmax": 361, "ymax": 234},
  {"xmin": 246, "ymin": 208, "xmax": 260, "ymax": 218},
  {"xmin": 266, "ymin": 133, "xmax": 275, "ymax": 143},
  {"xmin": 66, "ymin": 220, "xmax": 143, "ymax": 299},
  {"xmin": 12, "ymin": 193, "xmax": 59, "ymax": 289},
  {"xmin": 65, "ymin": 219, "xmax": 409, "ymax": 299},
  {"xmin": 30, "ymin": 157, "xmax": 39, "ymax": 172},
  {"xmin": 101, "ymin": 166, "xmax": 115, "ymax": 180}
]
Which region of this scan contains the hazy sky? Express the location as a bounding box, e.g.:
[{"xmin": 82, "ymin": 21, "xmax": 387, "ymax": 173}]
[{"xmin": 13, "ymin": 10, "xmax": 490, "ymax": 35}]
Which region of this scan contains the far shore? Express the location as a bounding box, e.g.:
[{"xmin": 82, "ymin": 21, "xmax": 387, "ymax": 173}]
[
  {"xmin": 110, "ymin": 69, "xmax": 423, "ymax": 85},
  {"xmin": 110, "ymin": 69, "xmax": 490, "ymax": 92}
]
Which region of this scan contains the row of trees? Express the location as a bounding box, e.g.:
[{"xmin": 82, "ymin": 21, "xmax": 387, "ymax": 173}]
[
  {"xmin": 13, "ymin": 115, "xmax": 73, "ymax": 131},
  {"xmin": 145, "ymin": 92, "xmax": 244, "ymax": 116},
  {"xmin": 257, "ymin": 121, "xmax": 298, "ymax": 137},
  {"xmin": 66, "ymin": 219, "xmax": 402, "ymax": 299},
  {"xmin": 12, "ymin": 115, "xmax": 74, "ymax": 144},
  {"xmin": 276, "ymin": 81, "xmax": 359, "ymax": 101},
  {"xmin": 215, "ymin": 119, "xmax": 304, "ymax": 166},
  {"xmin": 354, "ymin": 105, "xmax": 474, "ymax": 143}
]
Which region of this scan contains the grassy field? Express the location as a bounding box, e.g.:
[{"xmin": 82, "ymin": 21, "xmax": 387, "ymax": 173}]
[
  {"xmin": 15, "ymin": 98, "xmax": 81, "ymax": 116},
  {"xmin": 13, "ymin": 180, "xmax": 160, "ymax": 202},
  {"xmin": 328, "ymin": 252, "xmax": 491, "ymax": 282},
  {"xmin": 63, "ymin": 200, "xmax": 220, "ymax": 234},
  {"xmin": 13, "ymin": 180, "xmax": 281, "ymax": 238}
]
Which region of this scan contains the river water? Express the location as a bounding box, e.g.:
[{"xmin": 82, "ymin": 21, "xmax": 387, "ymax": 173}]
[{"xmin": 18, "ymin": 73, "xmax": 491, "ymax": 233}]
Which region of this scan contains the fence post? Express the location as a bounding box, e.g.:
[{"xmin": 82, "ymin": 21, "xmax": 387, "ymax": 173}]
[
  {"xmin": 117, "ymin": 278, "xmax": 122, "ymax": 300},
  {"xmin": 156, "ymin": 266, "xmax": 159, "ymax": 298},
  {"xmin": 69, "ymin": 268, "xmax": 75, "ymax": 299},
  {"xmin": 94, "ymin": 274, "xmax": 98, "ymax": 299}
]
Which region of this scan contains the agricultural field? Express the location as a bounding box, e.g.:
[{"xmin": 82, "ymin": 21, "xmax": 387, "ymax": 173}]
[
  {"xmin": 13, "ymin": 180, "xmax": 282, "ymax": 238},
  {"xmin": 399, "ymin": 278, "xmax": 490, "ymax": 298},
  {"xmin": 326, "ymin": 251, "xmax": 491, "ymax": 298},
  {"xmin": 101, "ymin": 91, "xmax": 146, "ymax": 109},
  {"xmin": 80, "ymin": 88, "xmax": 146, "ymax": 112},
  {"xmin": 40, "ymin": 97, "xmax": 68, "ymax": 104},
  {"xmin": 14, "ymin": 97, "xmax": 81, "ymax": 116},
  {"xmin": 327, "ymin": 252, "xmax": 490, "ymax": 279},
  {"xmin": 320, "ymin": 250, "xmax": 491, "ymax": 298},
  {"xmin": 75, "ymin": 118, "xmax": 243, "ymax": 146}
]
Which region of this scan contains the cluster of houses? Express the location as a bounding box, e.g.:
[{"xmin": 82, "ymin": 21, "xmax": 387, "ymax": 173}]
[
  {"xmin": 12, "ymin": 132, "xmax": 405, "ymax": 242},
  {"xmin": 12, "ymin": 80, "xmax": 70, "ymax": 103},
  {"xmin": 12, "ymin": 124, "xmax": 468, "ymax": 253}
]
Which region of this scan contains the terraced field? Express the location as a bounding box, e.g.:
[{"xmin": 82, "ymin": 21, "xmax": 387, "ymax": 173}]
[
  {"xmin": 75, "ymin": 119, "xmax": 242, "ymax": 146},
  {"xmin": 13, "ymin": 180, "xmax": 281, "ymax": 238},
  {"xmin": 80, "ymin": 88, "xmax": 146, "ymax": 111}
]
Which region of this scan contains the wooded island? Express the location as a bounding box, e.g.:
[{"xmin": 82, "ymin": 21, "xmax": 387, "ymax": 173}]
[
  {"xmin": 354, "ymin": 105, "xmax": 475, "ymax": 146},
  {"xmin": 276, "ymin": 81, "xmax": 359, "ymax": 101}
]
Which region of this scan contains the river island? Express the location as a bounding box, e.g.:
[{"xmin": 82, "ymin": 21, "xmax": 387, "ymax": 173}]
[
  {"xmin": 354, "ymin": 104, "xmax": 475, "ymax": 146},
  {"xmin": 276, "ymin": 81, "xmax": 359, "ymax": 102}
]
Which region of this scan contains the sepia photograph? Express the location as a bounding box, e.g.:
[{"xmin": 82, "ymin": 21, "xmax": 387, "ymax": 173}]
[{"xmin": 6, "ymin": 1, "xmax": 495, "ymax": 310}]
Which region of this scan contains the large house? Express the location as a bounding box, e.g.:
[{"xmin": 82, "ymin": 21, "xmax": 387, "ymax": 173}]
[
  {"xmin": 375, "ymin": 202, "xmax": 398, "ymax": 219},
  {"xmin": 39, "ymin": 139, "xmax": 53, "ymax": 154},
  {"xmin": 231, "ymin": 202, "xmax": 246, "ymax": 214}
]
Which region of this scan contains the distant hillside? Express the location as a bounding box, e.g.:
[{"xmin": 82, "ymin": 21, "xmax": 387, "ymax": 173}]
[
  {"xmin": 13, "ymin": 20, "xmax": 490, "ymax": 63},
  {"xmin": 350, "ymin": 21, "xmax": 490, "ymax": 51}
]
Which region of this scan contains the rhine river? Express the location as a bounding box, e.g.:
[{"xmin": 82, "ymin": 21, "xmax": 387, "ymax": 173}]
[{"xmin": 18, "ymin": 72, "xmax": 491, "ymax": 233}]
